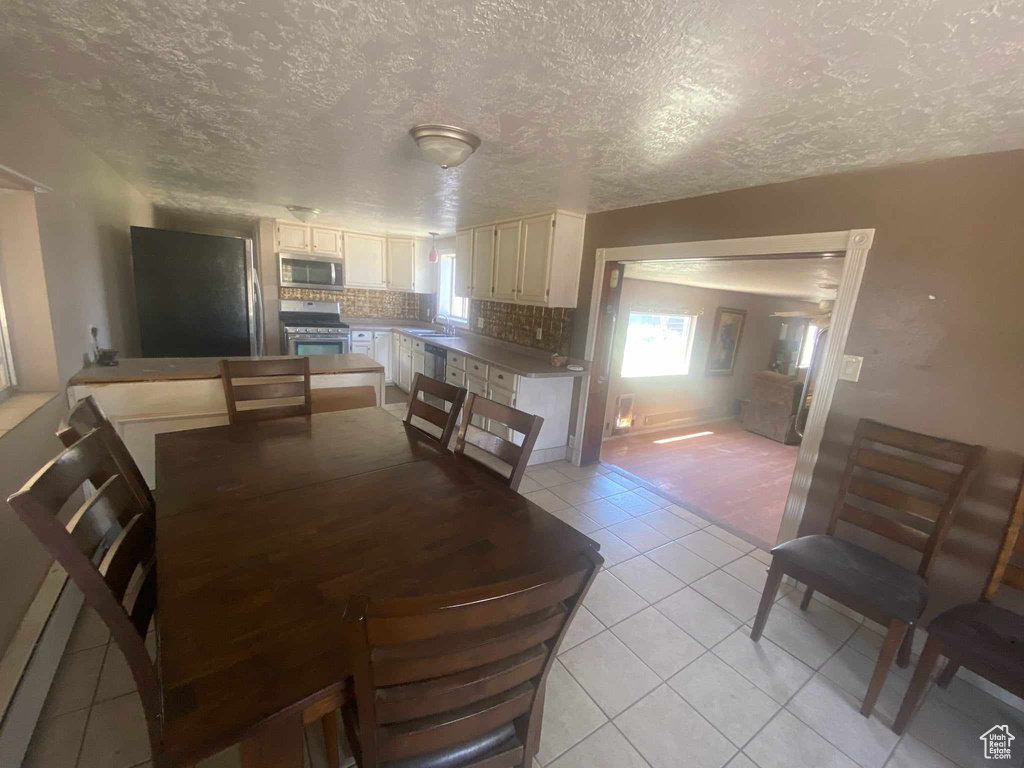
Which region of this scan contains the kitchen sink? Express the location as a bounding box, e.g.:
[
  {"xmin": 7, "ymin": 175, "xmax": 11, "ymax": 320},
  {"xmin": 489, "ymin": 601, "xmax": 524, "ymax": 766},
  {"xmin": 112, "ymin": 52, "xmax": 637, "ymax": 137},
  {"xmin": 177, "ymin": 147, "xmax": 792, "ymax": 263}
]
[{"xmin": 409, "ymin": 330, "xmax": 458, "ymax": 338}]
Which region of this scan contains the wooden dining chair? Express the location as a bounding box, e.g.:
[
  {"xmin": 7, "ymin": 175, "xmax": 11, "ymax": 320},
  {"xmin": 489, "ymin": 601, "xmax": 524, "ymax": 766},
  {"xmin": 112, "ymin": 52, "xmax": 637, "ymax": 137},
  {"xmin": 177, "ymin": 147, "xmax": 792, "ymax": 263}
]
[
  {"xmin": 57, "ymin": 395, "xmax": 155, "ymax": 517},
  {"xmin": 339, "ymin": 546, "xmax": 603, "ymax": 768},
  {"xmin": 220, "ymin": 357, "xmax": 312, "ymax": 424},
  {"xmin": 454, "ymin": 394, "xmax": 544, "ymax": 492},
  {"xmin": 403, "ymin": 372, "xmax": 467, "ymax": 447},
  {"xmin": 7, "ymin": 428, "xmax": 343, "ymax": 768},
  {"xmin": 751, "ymin": 418, "xmax": 983, "ymax": 718},
  {"xmin": 7, "ymin": 428, "xmax": 165, "ymax": 760},
  {"xmin": 892, "ymin": 469, "xmax": 1024, "ymax": 734}
]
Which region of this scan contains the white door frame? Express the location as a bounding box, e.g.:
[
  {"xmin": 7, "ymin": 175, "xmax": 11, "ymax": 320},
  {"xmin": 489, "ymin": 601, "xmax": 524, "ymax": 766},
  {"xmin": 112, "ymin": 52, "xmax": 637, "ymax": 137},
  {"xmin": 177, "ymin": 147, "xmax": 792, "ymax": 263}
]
[{"xmin": 575, "ymin": 228, "xmax": 875, "ymax": 544}]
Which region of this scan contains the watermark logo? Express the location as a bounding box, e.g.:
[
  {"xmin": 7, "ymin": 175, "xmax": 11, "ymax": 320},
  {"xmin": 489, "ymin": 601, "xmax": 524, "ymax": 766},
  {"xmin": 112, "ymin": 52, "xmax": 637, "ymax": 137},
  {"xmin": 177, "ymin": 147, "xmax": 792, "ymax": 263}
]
[{"xmin": 980, "ymin": 725, "xmax": 1015, "ymax": 760}]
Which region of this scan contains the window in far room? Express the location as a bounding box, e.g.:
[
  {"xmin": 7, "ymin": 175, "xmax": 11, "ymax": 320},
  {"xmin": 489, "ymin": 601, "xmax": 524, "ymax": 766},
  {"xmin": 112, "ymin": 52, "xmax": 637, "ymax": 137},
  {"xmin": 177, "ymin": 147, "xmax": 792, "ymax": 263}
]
[
  {"xmin": 798, "ymin": 323, "xmax": 820, "ymax": 369},
  {"xmin": 620, "ymin": 311, "xmax": 697, "ymax": 378},
  {"xmin": 437, "ymin": 254, "xmax": 468, "ymax": 322}
]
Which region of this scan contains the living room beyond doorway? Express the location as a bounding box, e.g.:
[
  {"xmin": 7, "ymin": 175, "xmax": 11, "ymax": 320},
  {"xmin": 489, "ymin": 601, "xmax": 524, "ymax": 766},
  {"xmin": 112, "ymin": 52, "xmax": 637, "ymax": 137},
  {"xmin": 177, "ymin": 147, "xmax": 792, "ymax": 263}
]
[{"xmin": 597, "ymin": 255, "xmax": 843, "ymax": 550}]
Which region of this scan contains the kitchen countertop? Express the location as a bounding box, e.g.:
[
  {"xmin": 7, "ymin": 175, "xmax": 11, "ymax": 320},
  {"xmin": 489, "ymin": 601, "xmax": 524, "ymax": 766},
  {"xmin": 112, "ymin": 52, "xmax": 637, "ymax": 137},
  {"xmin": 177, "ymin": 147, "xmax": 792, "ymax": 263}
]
[
  {"xmin": 68, "ymin": 354, "xmax": 383, "ymax": 385},
  {"xmin": 342, "ymin": 318, "xmax": 588, "ymax": 379}
]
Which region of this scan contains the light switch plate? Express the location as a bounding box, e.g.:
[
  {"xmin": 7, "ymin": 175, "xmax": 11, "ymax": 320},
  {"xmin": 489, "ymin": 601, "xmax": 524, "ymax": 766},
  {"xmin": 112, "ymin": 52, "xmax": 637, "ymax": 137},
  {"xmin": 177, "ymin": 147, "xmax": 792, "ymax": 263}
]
[{"xmin": 839, "ymin": 354, "xmax": 863, "ymax": 382}]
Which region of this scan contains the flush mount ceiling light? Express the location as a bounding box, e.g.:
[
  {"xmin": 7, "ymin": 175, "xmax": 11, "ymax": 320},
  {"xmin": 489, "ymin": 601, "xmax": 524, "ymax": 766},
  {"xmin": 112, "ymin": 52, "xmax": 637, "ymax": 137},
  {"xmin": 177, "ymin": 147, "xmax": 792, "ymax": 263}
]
[
  {"xmin": 409, "ymin": 124, "xmax": 481, "ymax": 169},
  {"xmin": 286, "ymin": 205, "xmax": 321, "ymax": 223}
]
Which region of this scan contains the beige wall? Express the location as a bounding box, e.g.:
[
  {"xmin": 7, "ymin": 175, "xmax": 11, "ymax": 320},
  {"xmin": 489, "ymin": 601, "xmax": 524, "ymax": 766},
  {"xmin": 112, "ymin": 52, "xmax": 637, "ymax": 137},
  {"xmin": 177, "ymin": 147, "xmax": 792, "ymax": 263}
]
[
  {"xmin": 575, "ymin": 150, "xmax": 1024, "ymax": 621},
  {"xmin": 606, "ymin": 278, "xmax": 817, "ymax": 434},
  {"xmin": 0, "ymin": 89, "xmax": 154, "ymax": 654}
]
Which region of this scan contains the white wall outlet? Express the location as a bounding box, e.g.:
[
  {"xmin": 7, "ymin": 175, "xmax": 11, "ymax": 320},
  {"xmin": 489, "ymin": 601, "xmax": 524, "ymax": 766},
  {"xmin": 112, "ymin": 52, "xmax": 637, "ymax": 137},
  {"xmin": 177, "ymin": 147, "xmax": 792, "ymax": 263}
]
[
  {"xmin": 567, "ymin": 434, "xmax": 575, "ymax": 448},
  {"xmin": 535, "ymin": 327, "xmax": 543, "ymax": 340},
  {"xmin": 839, "ymin": 354, "xmax": 864, "ymax": 382},
  {"xmin": 476, "ymin": 317, "xmax": 483, "ymax": 330}
]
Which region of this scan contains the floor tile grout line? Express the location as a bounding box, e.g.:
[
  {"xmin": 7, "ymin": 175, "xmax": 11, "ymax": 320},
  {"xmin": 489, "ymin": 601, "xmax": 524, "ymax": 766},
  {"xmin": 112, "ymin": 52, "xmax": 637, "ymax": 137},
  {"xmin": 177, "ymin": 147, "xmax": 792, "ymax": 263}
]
[{"xmin": 73, "ymin": 640, "xmax": 113, "ymax": 768}]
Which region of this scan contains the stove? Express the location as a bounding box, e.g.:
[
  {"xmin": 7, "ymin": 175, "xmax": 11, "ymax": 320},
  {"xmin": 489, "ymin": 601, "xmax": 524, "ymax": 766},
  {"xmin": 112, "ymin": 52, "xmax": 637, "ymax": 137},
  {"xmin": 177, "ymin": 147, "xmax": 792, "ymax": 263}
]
[{"xmin": 280, "ymin": 299, "xmax": 351, "ymax": 356}]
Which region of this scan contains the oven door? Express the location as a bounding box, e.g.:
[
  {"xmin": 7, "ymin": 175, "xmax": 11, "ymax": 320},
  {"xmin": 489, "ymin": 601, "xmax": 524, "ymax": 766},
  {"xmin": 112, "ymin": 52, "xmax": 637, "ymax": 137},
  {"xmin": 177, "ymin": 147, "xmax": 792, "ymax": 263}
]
[{"xmin": 287, "ymin": 336, "xmax": 349, "ymax": 356}]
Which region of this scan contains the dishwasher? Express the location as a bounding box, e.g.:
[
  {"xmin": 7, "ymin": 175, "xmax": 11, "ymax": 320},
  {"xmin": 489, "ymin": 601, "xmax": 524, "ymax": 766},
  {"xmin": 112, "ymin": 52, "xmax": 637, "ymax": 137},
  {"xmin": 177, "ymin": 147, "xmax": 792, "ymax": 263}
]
[{"xmin": 423, "ymin": 343, "xmax": 447, "ymax": 408}]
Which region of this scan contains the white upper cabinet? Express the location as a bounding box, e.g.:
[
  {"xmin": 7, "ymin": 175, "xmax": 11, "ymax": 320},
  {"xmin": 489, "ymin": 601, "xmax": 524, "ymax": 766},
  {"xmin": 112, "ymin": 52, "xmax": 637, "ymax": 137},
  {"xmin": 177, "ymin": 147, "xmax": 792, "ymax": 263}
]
[
  {"xmin": 343, "ymin": 232, "xmax": 386, "ymax": 289},
  {"xmin": 454, "ymin": 229, "xmax": 473, "ymax": 298},
  {"xmin": 471, "ymin": 225, "xmax": 495, "ymax": 300},
  {"xmin": 386, "ymin": 237, "xmax": 416, "ymax": 292},
  {"xmin": 311, "ymin": 227, "xmax": 342, "ymax": 254},
  {"xmin": 277, "ymin": 222, "xmax": 310, "ymax": 253},
  {"xmin": 492, "ymin": 221, "xmax": 521, "ymax": 302},
  {"xmin": 517, "ymin": 213, "xmax": 554, "ymax": 304}
]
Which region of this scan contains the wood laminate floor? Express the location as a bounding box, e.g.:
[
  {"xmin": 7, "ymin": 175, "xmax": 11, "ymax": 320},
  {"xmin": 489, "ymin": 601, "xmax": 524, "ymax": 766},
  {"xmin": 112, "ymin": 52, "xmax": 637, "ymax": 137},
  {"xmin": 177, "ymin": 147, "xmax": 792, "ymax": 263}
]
[{"xmin": 599, "ymin": 419, "xmax": 798, "ymax": 550}]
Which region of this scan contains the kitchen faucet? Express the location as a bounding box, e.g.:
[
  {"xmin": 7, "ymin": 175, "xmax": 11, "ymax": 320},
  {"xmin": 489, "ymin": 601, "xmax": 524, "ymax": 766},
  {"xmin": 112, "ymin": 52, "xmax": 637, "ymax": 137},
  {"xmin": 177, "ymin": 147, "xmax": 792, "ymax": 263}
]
[{"xmin": 433, "ymin": 314, "xmax": 456, "ymax": 335}]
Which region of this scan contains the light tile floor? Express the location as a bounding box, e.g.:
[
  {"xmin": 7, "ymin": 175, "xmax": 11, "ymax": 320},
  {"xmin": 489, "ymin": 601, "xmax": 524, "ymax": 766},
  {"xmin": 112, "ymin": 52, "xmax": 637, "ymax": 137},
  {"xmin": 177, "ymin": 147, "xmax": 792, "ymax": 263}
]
[{"xmin": 23, "ymin": 450, "xmax": 1024, "ymax": 768}]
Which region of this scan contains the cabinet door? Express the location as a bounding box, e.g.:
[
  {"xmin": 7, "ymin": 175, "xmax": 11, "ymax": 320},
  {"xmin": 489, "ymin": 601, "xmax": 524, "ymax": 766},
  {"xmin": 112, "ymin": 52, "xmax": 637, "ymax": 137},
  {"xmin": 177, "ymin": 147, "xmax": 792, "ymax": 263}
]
[
  {"xmin": 517, "ymin": 214, "xmax": 554, "ymax": 304},
  {"xmin": 390, "ymin": 333, "xmax": 401, "ymax": 382},
  {"xmin": 454, "ymin": 229, "xmax": 473, "ymax": 298},
  {"xmin": 352, "ymin": 342, "xmax": 372, "ymax": 356},
  {"xmin": 492, "ymin": 221, "xmax": 521, "ymax": 301},
  {"xmin": 311, "ymin": 227, "xmax": 341, "ymax": 254},
  {"xmin": 387, "ymin": 237, "xmax": 416, "ymax": 292},
  {"xmin": 466, "ymin": 375, "xmax": 488, "ymax": 429},
  {"xmin": 412, "ymin": 351, "xmax": 425, "ymax": 380},
  {"xmin": 486, "ymin": 383, "xmax": 517, "ymax": 442},
  {"xmin": 471, "ymin": 225, "xmax": 495, "ymax": 299},
  {"xmin": 343, "ymin": 233, "xmax": 386, "ymax": 289},
  {"xmin": 400, "ymin": 349, "xmax": 412, "ymax": 391},
  {"xmin": 277, "ymin": 223, "xmax": 310, "ymax": 252},
  {"xmin": 374, "ymin": 333, "xmax": 391, "ymax": 383}
]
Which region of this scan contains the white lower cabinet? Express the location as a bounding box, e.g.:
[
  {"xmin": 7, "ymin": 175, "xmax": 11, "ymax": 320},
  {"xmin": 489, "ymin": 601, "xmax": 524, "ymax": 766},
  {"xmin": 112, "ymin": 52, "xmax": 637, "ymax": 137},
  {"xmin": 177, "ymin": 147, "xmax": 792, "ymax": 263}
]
[
  {"xmin": 465, "ymin": 374, "xmax": 488, "ymax": 429},
  {"xmin": 399, "ymin": 349, "xmax": 412, "ymax": 391},
  {"xmin": 413, "ymin": 351, "xmax": 425, "ymax": 385},
  {"xmin": 374, "ymin": 332, "xmax": 392, "ymax": 384},
  {"xmin": 390, "ymin": 332, "xmax": 401, "ymax": 385},
  {"xmin": 486, "ymin": 383, "xmax": 517, "ymax": 442}
]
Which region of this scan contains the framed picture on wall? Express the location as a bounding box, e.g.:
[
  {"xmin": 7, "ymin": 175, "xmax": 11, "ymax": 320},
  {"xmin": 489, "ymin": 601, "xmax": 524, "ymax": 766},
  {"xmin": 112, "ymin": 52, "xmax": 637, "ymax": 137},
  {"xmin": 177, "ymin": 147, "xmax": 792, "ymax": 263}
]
[{"xmin": 706, "ymin": 307, "xmax": 747, "ymax": 376}]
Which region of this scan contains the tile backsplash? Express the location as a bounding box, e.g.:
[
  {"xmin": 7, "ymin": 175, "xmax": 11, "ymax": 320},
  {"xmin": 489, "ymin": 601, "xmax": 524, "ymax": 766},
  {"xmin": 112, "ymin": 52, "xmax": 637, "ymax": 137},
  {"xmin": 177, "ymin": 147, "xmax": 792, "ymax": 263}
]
[
  {"xmin": 280, "ymin": 287, "xmax": 434, "ymax": 321},
  {"xmin": 469, "ymin": 300, "xmax": 574, "ymax": 356}
]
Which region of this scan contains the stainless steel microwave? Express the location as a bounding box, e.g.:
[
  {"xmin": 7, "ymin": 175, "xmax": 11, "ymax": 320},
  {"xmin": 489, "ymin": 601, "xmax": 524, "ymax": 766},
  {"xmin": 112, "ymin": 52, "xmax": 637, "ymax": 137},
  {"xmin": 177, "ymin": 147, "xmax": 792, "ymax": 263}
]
[{"xmin": 279, "ymin": 253, "xmax": 344, "ymax": 290}]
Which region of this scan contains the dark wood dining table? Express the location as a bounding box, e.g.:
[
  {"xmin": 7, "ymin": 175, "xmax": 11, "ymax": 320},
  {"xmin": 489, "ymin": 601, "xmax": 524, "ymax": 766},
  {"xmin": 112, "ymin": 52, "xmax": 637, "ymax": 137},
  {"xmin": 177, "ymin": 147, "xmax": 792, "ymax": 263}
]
[{"xmin": 154, "ymin": 407, "xmax": 597, "ymax": 767}]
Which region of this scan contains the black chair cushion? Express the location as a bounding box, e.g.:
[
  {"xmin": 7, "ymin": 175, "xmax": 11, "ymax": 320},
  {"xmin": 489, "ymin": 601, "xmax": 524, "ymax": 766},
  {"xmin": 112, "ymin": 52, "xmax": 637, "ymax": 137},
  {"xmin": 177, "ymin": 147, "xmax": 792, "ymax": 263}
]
[
  {"xmin": 384, "ymin": 722, "xmax": 519, "ymax": 768},
  {"xmin": 771, "ymin": 534, "xmax": 928, "ymax": 624},
  {"xmin": 928, "ymin": 603, "xmax": 1024, "ymax": 689}
]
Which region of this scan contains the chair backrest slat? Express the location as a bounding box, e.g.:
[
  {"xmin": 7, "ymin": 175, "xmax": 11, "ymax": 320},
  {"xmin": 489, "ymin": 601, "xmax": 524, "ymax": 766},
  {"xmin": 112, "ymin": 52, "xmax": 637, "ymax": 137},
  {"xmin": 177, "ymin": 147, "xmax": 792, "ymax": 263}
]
[
  {"xmin": 59, "ymin": 395, "xmax": 156, "ymax": 516},
  {"xmin": 404, "ymin": 373, "xmax": 466, "ymax": 448},
  {"xmin": 99, "ymin": 514, "xmax": 154, "ymax": 604},
  {"xmin": 375, "ymin": 645, "xmax": 547, "ymax": 725},
  {"xmin": 828, "ymin": 418, "xmax": 984, "ymax": 578},
  {"xmin": 454, "ymin": 394, "xmax": 543, "ymax": 492},
  {"xmin": 378, "ymin": 683, "xmax": 533, "ymax": 763},
  {"xmin": 342, "ymin": 548, "xmax": 602, "ymax": 768},
  {"xmin": 982, "ymin": 470, "xmax": 1024, "ymax": 601},
  {"xmin": 221, "ymin": 357, "xmax": 312, "ymax": 424},
  {"xmin": 6, "ymin": 429, "xmax": 163, "ymax": 755},
  {"xmin": 67, "ymin": 474, "xmax": 140, "ymax": 555}
]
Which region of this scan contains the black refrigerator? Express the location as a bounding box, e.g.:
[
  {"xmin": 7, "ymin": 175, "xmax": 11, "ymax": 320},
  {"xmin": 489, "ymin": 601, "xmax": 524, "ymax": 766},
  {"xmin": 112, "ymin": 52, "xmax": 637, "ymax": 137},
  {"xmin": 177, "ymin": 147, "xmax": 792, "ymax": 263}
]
[{"xmin": 131, "ymin": 227, "xmax": 264, "ymax": 358}]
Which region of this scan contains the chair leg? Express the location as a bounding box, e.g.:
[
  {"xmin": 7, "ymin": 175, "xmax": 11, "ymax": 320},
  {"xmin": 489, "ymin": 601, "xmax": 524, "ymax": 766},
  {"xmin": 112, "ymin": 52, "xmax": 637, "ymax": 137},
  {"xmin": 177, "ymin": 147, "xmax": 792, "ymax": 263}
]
[
  {"xmin": 893, "ymin": 634, "xmax": 943, "ymax": 735},
  {"xmin": 936, "ymin": 658, "xmax": 960, "ymax": 689},
  {"xmin": 861, "ymin": 618, "xmax": 907, "ymax": 717},
  {"xmin": 800, "ymin": 587, "xmax": 814, "ymax": 610},
  {"xmin": 322, "ymin": 712, "xmax": 341, "ymax": 768},
  {"xmin": 523, "ymin": 680, "xmax": 547, "ymax": 765},
  {"xmin": 751, "ymin": 560, "xmax": 784, "ymax": 641},
  {"xmin": 896, "ymin": 624, "xmax": 915, "ymax": 668}
]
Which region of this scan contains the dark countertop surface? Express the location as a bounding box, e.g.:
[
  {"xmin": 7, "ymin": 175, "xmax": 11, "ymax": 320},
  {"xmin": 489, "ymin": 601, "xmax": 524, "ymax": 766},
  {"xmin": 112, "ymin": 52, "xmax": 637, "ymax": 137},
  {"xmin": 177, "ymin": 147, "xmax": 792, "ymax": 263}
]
[{"xmin": 68, "ymin": 354, "xmax": 383, "ymax": 385}]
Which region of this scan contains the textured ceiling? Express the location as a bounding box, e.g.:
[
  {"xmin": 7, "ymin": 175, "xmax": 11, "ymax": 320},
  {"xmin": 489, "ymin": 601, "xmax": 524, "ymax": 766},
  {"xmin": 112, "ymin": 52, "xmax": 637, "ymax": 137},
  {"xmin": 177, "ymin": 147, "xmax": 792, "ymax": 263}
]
[
  {"xmin": 3, "ymin": 0, "xmax": 1023, "ymax": 234},
  {"xmin": 624, "ymin": 257, "xmax": 846, "ymax": 300}
]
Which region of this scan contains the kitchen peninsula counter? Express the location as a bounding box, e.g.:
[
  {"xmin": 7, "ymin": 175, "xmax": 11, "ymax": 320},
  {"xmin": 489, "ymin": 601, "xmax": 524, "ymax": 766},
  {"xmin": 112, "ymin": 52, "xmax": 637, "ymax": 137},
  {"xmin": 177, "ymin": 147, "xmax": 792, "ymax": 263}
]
[{"xmin": 66, "ymin": 354, "xmax": 384, "ymax": 488}]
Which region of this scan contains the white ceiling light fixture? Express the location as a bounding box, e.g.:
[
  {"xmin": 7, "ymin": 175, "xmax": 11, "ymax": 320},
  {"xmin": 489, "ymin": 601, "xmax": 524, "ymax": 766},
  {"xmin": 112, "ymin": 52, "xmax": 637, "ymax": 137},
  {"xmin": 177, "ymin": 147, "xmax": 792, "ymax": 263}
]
[
  {"xmin": 286, "ymin": 205, "xmax": 321, "ymax": 223},
  {"xmin": 409, "ymin": 124, "xmax": 481, "ymax": 169}
]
